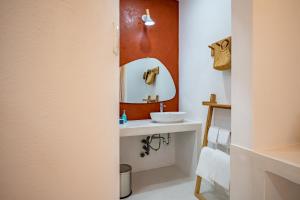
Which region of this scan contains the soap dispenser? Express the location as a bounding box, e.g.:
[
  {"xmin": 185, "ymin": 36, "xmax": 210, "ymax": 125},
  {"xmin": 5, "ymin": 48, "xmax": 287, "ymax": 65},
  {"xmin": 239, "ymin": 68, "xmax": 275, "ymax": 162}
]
[{"xmin": 121, "ymin": 110, "xmax": 128, "ymax": 123}]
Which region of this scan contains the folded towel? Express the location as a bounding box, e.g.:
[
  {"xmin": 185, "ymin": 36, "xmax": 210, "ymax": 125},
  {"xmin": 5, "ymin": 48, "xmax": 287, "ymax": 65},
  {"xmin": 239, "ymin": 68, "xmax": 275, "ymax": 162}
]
[
  {"xmin": 217, "ymin": 128, "xmax": 231, "ymax": 146},
  {"xmin": 214, "ymin": 149, "xmax": 230, "ymax": 190},
  {"xmin": 196, "ymin": 147, "xmax": 216, "ymax": 184},
  {"xmin": 208, "ymin": 126, "xmax": 219, "ymax": 144}
]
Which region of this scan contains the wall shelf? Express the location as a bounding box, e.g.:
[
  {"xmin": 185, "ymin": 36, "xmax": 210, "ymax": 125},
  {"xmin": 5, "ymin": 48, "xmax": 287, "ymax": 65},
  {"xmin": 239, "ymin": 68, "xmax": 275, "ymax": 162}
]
[{"xmin": 259, "ymin": 144, "xmax": 300, "ymax": 185}]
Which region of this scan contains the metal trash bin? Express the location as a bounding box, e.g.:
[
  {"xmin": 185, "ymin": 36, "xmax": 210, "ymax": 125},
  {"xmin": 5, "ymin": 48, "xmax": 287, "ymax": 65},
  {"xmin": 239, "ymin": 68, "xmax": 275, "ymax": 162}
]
[{"xmin": 120, "ymin": 164, "xmax": 132, "ymax": 199}]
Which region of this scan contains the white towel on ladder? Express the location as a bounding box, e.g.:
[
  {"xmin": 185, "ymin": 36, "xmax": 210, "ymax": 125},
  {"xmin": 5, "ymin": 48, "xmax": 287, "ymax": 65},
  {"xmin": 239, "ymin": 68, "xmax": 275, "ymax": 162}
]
[
  {"xmin": 196, "ymin": 147, "xmax": 230, "ymax": 190},
  {"xmin": 196, "ymin": 147, "xmax": 216, "ymax": 184},
  {"xmin": 217, "ymin": 128, "xmax": 231, "ymax": 146},
  {"xmin": 208, "ymin": 126, "xmax": 219, "ymax": 144},
  {"xmin": 214, "ymin": 149, "xmax": 230, "ymax": 190}
]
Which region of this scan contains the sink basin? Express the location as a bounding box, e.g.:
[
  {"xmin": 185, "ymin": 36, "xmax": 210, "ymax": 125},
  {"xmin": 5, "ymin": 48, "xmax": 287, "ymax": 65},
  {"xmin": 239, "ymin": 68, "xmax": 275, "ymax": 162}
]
[{"xmin": 150, "ymin": 112, "xmax": 186, "ymax": 123}]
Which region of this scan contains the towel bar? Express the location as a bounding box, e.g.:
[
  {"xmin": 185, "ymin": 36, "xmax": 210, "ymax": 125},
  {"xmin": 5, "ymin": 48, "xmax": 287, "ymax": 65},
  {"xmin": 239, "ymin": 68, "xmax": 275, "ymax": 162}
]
[{"xmin": 194, "ymin": 94, "xmax": 231, "ymax": 200}]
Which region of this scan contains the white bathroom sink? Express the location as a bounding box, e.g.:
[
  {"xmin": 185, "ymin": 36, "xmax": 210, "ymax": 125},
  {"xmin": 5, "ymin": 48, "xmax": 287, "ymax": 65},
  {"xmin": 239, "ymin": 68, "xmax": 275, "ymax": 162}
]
[{"xmin": 150, "ymin": 112, "xmax": 186, "ymax": 123}]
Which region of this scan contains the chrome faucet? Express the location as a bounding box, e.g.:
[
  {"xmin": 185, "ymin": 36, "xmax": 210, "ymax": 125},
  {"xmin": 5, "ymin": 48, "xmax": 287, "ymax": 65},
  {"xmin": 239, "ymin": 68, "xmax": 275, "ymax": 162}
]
[{"xmin": 160, "ymin": 102, "xmax": 166, "ymax": 112}]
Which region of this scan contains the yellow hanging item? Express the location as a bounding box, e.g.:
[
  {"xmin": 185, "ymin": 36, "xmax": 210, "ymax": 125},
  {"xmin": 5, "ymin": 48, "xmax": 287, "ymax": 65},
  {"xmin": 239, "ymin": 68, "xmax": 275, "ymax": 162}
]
[
  {"xmin": 143, "ymin": 67, "xmax": 159, "ymax": 85},
  {"xmin": 209, "ymin": 37, "xmax": 231, "ymax": 71}
]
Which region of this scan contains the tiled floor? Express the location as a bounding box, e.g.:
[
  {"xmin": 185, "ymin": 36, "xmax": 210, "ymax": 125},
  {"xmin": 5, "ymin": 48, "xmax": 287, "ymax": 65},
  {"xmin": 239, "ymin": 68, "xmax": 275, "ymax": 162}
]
[
  {"xmin": 126, "ymin": 166, "xmax": 228, "ymax": 200},
  {"xmin": 128, "ymin": 180, "xmax": 196, "ymax": 200}
]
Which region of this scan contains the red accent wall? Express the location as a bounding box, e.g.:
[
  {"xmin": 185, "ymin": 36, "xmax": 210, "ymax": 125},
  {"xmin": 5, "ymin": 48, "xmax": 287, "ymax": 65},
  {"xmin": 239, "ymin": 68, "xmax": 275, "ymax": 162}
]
[{"xmin": 120, "ymin": 0, "xmax": 179, "ymax": 120}]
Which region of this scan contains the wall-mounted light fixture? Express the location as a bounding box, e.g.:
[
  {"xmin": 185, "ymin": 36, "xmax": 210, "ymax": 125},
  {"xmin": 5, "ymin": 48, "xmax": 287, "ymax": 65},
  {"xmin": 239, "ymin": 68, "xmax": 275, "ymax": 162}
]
[{"xmin": 142, "ymin": 9, "xmax": 155, "ymax": 26}]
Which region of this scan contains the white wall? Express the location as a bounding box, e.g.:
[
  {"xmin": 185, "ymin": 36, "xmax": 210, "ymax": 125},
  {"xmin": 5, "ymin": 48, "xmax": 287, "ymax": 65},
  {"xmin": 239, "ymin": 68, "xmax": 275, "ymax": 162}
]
[
  {"xmin": 231, "ymin": 0, "xmax": 300, "ymax": 199},
  {"xmin": 252, "ymin": 0, "xmax": 300, "ymax": 149},
  {"xmin": 231, "ymin": 0, "xmax": 254, "ymax": 148},
  {"xmin": 0, "ymin": 1, "xmax": 119, "ymax": 200},
  {"xmin": 179, "ymin": 0, "xmax": 231, "ymax": 130},
  {"xmin": 120, "ymin": 134, "xmax": 176, "ymax": 172},
  {"xmin": 232, "ymin": 0, "xmax": 300, "ymax": 150}
]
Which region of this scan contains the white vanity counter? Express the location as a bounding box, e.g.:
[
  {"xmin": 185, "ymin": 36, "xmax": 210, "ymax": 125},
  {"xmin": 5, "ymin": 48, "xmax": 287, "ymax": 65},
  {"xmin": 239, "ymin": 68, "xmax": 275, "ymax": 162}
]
[
  {"xmin": 119, "ymin": 119, "xmax": 201, "ymax": 137},
  {"xmin": 119, "ymin": 119, "xmax": 202, "ymax": 197}
]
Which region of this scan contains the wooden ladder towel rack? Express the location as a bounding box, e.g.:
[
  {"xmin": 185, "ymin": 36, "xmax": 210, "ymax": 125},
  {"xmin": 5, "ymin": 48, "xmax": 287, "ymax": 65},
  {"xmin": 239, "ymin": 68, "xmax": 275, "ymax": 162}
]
[{"xmin": 194, "ymin": 94, "xmax": 231, "ymax": 200}]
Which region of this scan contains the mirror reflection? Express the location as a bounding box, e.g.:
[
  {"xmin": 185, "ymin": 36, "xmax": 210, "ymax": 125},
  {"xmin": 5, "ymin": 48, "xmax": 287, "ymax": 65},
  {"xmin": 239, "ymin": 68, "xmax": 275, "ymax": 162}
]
[{"xmin": 120, "ymin": 58, "xmax": 176, "ymax": 104}]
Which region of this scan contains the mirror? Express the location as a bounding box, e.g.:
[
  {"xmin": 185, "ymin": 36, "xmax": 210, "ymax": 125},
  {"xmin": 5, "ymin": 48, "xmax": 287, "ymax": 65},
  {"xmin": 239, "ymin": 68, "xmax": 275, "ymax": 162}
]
[{"xmin": 120, "ymin": 58, "xmax": 176, "ymax": 104}]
